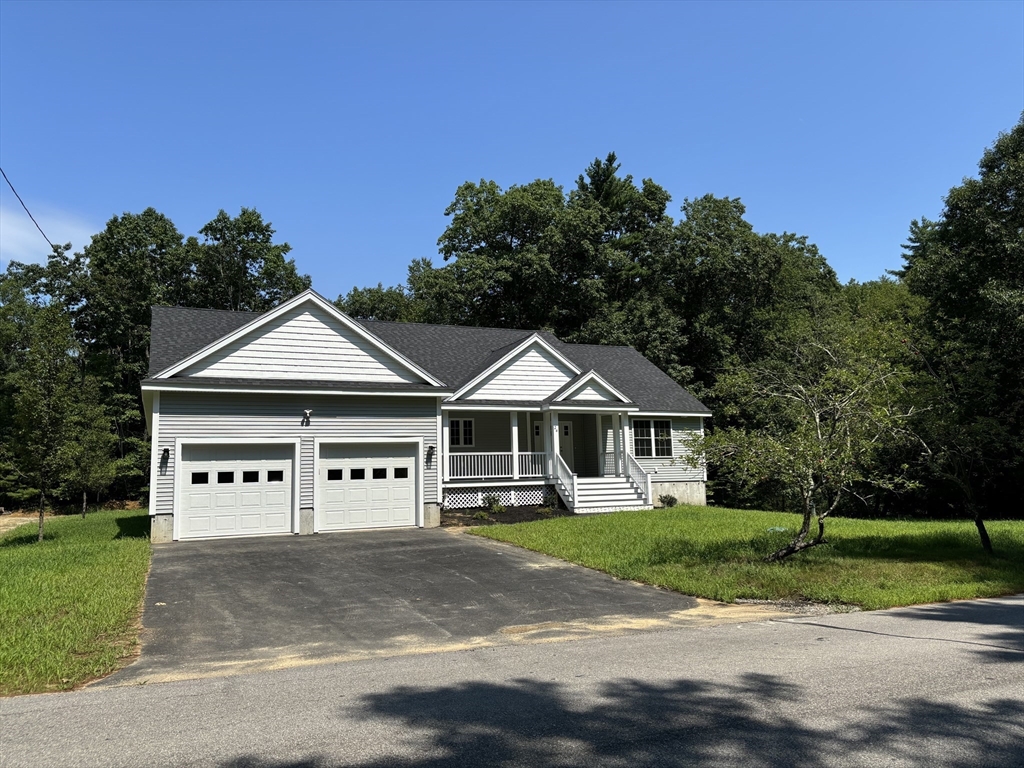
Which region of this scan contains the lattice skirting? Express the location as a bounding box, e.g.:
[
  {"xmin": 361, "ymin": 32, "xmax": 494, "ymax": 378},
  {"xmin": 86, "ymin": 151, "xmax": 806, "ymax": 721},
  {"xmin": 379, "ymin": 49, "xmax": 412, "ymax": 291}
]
[{"xmin": 443, "ymin": 485, "xmax": 548, "ymax": 510}]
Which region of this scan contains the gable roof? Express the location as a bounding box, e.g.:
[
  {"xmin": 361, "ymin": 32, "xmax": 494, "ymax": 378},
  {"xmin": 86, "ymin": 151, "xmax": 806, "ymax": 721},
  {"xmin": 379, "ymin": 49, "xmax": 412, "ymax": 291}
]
[{"xmin": 146, "ymin": 304, "xmax": 710, "ymax": 414}]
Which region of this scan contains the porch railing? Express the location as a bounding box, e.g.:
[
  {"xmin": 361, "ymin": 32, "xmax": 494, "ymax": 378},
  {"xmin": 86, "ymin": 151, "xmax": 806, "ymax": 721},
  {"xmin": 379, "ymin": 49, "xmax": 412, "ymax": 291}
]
[
  {"xmin": 518, "ymin": 452, "xmax": 546, "ymax": 478},
  {"xmin": 625, "ymin": 453, "xmax": 652, "ymax": 505},
  {"xmin": 449, "ymin": 452, "xmax": 513, "ymax": 479},
  {"xmin": 555, "ymin": 454, "xmax": 578, "ymax": 509}
]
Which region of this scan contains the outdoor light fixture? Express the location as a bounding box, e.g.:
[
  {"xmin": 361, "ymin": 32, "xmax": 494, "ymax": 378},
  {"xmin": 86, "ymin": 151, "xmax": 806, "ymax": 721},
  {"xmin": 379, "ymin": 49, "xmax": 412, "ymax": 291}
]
[
  {"xmin": 161, "ymin": 448, "xmax": 169, "ymax": 460},
  {"xmin": 301, "ymin": 409, "xmax": 312, "ymax": 427}
]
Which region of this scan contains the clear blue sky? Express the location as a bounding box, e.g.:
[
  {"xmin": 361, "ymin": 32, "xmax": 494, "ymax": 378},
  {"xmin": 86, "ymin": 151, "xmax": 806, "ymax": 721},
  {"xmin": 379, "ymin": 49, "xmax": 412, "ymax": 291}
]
[{"xmin": 1, "ymin": 1, "xmax": 1021, "ymax": 297}]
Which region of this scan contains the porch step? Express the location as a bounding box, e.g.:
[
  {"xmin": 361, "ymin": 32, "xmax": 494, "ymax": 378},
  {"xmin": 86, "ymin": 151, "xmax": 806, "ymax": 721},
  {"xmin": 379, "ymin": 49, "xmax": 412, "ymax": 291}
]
[{"xmin": 572, "ymin": 477, "xmax": 646, "ymax": 509}]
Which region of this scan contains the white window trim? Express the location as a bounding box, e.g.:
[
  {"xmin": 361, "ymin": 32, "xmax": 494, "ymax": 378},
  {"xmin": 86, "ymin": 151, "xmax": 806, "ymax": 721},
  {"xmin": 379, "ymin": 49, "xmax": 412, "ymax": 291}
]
[
  {"xmin": 632, "ymin": 418, "xmax": 674, "ymax": 459},
  {"xmin": 449, "ymin": 418, "xmax": 475, "ymax": 448}
]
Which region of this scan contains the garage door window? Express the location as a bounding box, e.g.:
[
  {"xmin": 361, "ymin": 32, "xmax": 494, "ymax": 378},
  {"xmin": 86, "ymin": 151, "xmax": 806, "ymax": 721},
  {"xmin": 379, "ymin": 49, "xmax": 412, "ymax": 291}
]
[
  {"xmin": 350, "ymin": 469, "xmax": 365, "ymax": 480},
  {"xmin": 192, "ymin": 472, "xmax": 209, "ymax": 484},
  {"xmin": 218, "ymin": 471, "xmax": 235, "ymax": 483},
  {"xmin": 395, "ymin": 467, "xmax": 409, "ymax": 479},
  {"xmin": 267, "ymin": 470, "xmax": 284, "ymax": 482},
  {"xmin": 327, "ymin": 469, "xmax": 343, "ymax": 481},
  {"xmin": 373, "ymin": 468, "xmax": 387, "ymax": 479},
  {"xmin": 243, "ymin": 471, "xmax": 259, "ymax": 483}
]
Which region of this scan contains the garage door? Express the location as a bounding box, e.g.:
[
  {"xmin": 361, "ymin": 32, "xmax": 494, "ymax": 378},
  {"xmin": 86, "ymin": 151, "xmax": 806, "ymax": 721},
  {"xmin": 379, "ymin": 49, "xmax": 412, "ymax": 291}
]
[
  {"xmin": 180, "ymin": 444, "xmax": 294, "ymax": 539},
  {"xmin": 318, "ymin": 444, "xmax": 417, "ymax": 531}
]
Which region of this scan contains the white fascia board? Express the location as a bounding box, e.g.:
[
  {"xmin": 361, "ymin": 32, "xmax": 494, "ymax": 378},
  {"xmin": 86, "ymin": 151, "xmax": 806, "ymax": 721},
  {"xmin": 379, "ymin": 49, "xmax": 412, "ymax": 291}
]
[
  {"xmin": 442, "ymin": 402, "xmax": 543, "ymax": 412},
  {"xmin": 545, "ymin": 404, "xmax": 640, "ymax": 412},
  {"xmin": 449, "ymin": 334, "xmax": 581, "ymax": 400},
  {"xmin": 151, "ymin": 289, "xmax": 446, "ymax": 387},
  {"xmin": 140, "ymin": 382, "xmax": 452, "ymax": 398},
  {"xmin": 632, "ymin": 411, "xmax": 713, "ymax": 418},
  {"xmin": 551, "ymin": 370, "xmax": 631, "ymax": 403}
]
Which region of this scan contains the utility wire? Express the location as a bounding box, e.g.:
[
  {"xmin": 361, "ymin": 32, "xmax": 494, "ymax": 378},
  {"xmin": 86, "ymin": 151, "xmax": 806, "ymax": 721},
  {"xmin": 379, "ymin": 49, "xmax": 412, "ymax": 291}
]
[{"xmin": 0, "ymin": 165, "xmax": 56, "ymax": 250}]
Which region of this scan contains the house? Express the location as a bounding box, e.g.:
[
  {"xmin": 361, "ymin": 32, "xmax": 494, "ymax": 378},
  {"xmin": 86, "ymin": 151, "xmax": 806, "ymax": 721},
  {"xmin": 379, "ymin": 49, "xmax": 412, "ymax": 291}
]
[{"xmin": 142, "ymin": 289, "xmax": 710, "ymax": 542}]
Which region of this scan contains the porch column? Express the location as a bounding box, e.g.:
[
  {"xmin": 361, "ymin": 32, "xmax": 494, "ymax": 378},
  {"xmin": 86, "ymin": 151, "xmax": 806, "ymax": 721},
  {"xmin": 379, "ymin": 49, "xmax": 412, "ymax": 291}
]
[
  {"xmin": 551, "ymin": 411, "xmax": 560, "ymax": 474},
  {"xmin": 613, "ymin": 411, "xmax": 623, "ymax": 476},
  {"xmin": 442, "ymin": 414, "xmax": 451, "ymax": 481},
  {"xmin": 543, "ymin": 411, "xmax": 552, "ymax": 476},
  {"xmin": 510, "ymin": 411, "xmax": 520, "ymax": 480}
]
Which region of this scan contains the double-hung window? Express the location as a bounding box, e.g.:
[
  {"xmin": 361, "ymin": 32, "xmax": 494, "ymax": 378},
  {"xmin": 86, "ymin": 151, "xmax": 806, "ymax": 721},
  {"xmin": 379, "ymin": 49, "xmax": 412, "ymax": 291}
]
[
  {"xmin": 632, "ymin": 419, "xmax": 672, "ymax": 458},
  {"xmin": 449, "ymin": 418, "xmax": 474, "ymax": 447}
]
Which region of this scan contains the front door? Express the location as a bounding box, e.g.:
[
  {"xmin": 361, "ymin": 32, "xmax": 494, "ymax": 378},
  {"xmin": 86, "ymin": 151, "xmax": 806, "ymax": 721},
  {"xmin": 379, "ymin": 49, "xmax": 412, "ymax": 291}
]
[
  {"xmin": 559, "ymin": 421, "xmax": 575, "ymax": 472},
  {"xmin": 532, "ymin": 420, "xmax": 545, "ymax": 453}
]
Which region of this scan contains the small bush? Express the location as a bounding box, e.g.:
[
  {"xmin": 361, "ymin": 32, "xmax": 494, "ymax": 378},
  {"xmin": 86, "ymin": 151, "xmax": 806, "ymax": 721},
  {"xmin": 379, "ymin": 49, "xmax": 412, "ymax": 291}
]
[
  {"xmin": 482, "ymin": 493, "xmax": 506, "ymax": 514},
  {"xmin": 472, "ymin": 511, "xmax": 489, "ymax": 521},
  {"xmin": 659, "ymin": 494, "xmax": 678, "ymax": 508}
]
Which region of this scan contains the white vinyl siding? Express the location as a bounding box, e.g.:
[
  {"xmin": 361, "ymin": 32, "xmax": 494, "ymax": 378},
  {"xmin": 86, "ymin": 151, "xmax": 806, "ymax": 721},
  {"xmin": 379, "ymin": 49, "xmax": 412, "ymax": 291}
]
[
  {"xmin": 463, "ymin": 344, "xmax": 575, "ymax": 401},
  {"xmin": 154, "ymin": 392, "xmax": 439, "ymax": 519},
  {"xmin": 567, "ymin": 381, "xmax": 618, "ymax": 402},
  {"xmin": 601, "ymin": 415, "xmax": 704, "ymax": 482},
  {"xmin": 180, "ymin": 303, "xmax": 424, "ymax": 383}
]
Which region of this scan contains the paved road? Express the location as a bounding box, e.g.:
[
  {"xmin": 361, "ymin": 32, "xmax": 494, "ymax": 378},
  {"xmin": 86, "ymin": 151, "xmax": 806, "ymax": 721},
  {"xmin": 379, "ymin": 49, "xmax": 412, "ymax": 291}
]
[{"xmin": 3, "ymin": 595, "xmax": 1021, "ymax": 767}]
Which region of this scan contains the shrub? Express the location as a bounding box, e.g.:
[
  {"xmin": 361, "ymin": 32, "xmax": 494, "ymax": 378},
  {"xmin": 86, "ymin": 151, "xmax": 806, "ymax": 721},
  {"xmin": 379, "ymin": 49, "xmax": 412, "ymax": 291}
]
[{"xmin": 659, "ymin": 494, "xmax": 678, "ymax": 508}]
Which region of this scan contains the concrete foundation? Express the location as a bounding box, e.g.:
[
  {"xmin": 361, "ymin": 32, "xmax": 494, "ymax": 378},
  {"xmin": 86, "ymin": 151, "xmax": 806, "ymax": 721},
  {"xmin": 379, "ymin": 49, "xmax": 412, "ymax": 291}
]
[
  {"xmin": 423, "ymin": 502, "xmax": 441, "ymax": 528},
  {"xmin": 300, "ymin": 507, "xmax": 314, "ymax": 534},
  {"xmin": 150, "ymin": 513, "xmax": 174, "ymax": 543},
  {"xmin": 652, "ymin": 481, "xmax": 706, "ymax": 507}
]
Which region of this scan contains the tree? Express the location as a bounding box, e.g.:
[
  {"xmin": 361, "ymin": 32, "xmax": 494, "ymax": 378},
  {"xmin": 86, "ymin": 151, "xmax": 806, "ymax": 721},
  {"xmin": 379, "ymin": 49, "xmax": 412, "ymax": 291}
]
[
  {"xmin": 55, "ymin": 377, "xmax": 120, "ymax": 518},
  {"xmin": 898, "ymin": 115, "xmax": 1024, "ymax": 531},
  {"xmin": 190, "ymin": 208, "xmax": 310, "ymax": 312},
  {"xmin": 6, "ymin": 303, "xmax": 81, "ymax": 540},
  {"xmin": 683, "ymin": 313, "xmax": 923, "ymax": 561}
]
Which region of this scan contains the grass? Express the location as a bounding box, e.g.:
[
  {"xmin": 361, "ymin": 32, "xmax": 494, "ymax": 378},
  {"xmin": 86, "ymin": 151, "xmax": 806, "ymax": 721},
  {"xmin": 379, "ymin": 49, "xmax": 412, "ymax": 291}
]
[
  {"xmin": 472, "ymin": 506, "xmax": 1024, "ymax": 610},
  {"xmin": 0, "ymin": 509, "xmax": 151, "ymax": 696}
]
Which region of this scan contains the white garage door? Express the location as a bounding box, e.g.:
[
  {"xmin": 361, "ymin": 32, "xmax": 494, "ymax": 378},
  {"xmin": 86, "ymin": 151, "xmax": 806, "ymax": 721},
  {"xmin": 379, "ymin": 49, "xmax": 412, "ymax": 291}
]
[
  {"xmin": 318, "ymin": 444, "xmax": 417, "ymax": 531},
  {"xmin": 180, "ymin": 444, "xmax": 294, "ymax": 539}
]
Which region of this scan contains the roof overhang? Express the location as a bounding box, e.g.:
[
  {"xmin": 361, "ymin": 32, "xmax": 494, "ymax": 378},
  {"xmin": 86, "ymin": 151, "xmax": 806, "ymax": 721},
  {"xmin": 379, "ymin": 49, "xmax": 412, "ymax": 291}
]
[
  {"xmin": 149, "ymin": 289, "xmax": 447, "ymax": 387},
  {"xmin": 142, "ymin": 378, "xmax": 452, "ymax": 398}
]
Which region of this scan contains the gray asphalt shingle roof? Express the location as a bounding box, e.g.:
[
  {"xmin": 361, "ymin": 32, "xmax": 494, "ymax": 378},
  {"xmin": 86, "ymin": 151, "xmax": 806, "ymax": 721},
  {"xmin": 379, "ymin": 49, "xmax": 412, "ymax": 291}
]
[{"xmin": 146, "ymin": 305, "xmax": 710, "ymax": 415}]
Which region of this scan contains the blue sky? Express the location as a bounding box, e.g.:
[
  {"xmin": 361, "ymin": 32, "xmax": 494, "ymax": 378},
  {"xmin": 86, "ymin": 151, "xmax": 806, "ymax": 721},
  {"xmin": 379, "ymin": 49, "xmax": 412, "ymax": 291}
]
[{"xmin": 1, "ymin": 1, "xmax": 1021, "ymax": 298}]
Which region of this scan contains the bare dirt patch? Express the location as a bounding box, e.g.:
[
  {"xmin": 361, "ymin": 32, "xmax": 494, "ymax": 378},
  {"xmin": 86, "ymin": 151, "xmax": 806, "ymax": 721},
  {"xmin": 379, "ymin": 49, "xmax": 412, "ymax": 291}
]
[{"xmin": 441, "ymin": 504, "xmax": 574, "ymax": 527}]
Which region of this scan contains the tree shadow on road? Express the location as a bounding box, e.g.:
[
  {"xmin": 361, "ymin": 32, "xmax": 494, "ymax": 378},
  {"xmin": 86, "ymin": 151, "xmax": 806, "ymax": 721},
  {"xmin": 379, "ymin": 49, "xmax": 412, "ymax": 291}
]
[
  {"xmin": 891, "ymin": 598, "xmax": 1024, "ymax": 663},
  {"xmin": 217, "ymin": 672, "xmax": 1024, "ymax": 768}
]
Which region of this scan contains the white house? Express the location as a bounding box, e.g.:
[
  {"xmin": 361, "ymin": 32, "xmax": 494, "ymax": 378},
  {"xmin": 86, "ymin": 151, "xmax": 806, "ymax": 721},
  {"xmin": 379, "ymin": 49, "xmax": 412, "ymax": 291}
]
[{"xmin": 142, "ymin": 290, "xmax": 710, "ymax": 542}]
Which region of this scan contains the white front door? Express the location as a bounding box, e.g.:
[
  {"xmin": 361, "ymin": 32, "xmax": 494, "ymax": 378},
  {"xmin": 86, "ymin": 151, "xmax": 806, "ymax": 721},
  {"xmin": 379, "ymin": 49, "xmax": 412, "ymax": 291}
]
[
  {"xmin": 532, "ymin": 420, "xmax": 545, "ymax": 453},
  {"xmin": 559, "ymin": 421, "xmax": 574, "ymax": 471}
]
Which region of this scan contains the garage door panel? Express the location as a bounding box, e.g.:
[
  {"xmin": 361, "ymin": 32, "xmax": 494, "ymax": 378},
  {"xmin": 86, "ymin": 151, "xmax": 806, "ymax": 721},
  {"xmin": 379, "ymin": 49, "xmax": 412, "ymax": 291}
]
[
  {"xmin": 318, "ymin": 446, "xmax": 417, "ymax": 531},
  {"xmin": 180, "ymin": 444, "xmax": 294, "ymax": 539}
]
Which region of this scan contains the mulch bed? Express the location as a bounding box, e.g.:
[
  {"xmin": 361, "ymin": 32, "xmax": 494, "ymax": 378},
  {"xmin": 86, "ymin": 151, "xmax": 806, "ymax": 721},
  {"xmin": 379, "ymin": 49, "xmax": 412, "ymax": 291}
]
[{"xmin": 441, "ymin": 504, "xmax": 574, "ymax": 527}]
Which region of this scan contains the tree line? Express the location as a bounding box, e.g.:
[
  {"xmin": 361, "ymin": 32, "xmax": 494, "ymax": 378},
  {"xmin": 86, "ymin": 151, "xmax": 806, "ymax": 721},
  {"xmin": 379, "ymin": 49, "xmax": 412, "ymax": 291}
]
[{"xmin": 1, "ymin": 117, "xmax": 1020, "ymax": 550}]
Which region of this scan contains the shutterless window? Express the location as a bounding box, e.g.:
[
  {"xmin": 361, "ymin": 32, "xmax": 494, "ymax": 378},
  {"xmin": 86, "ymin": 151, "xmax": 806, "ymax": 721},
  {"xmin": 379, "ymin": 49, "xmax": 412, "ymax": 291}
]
[
  {"xmin": 191, "ymin": 472, "xmax": 209, "ymax": 485},
  {"xmin": 242, "ymin": 471, "xmax": 259, "ymax": 483},
  {"xmin": 632, "ymin": 420, "xmax": 653, "ymax": 457},
  {"xmin": 450, "ymin": 419, "xmax": 474, "ymax": 447},
  {"xmin": 394, "ymin": 467, "xmax": 409, "ymax": 479},
  {"xmin": 327, "ymin": 469, "xmax": 344, "ymax": 481},
  {"xmin": 217, "ymin": 471, "xmax": 235, "ymax": 484},
  {"xmin": 632, "ymin": 419, "xmax": 672, "ymax": 458},
  {"xmin": 267, "ymin": 470, "xmax": 284, "ymax": 483},
  {"xmin": 350, "ymin": 468, "xmax": 366, "ymax": 480},
  {"xmin": 653, "ymin": 420, "xmax": 673, "ymax": 457},
  {"xmin": 372, "ymin": 468, "xmax": 387, "ymax": 480}
]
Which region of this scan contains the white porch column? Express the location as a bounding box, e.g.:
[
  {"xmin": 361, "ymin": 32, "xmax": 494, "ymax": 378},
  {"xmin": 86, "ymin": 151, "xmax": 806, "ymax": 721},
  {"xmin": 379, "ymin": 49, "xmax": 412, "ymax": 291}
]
[
  {"xmin": 543, "ymin": 411, "xmax": 552, "ymax": 476},
  {"xmin": 442, "ymin": 413, "xmax": 451, "ymax": 481},
  {"xmin": 613, "ymin": 411, "xmax": 623, "ymax": 476},
  {"xmin": 510, "ymin": 411, "xmax": 520, "ymax": 480},
  {"xmin": 551, "ymin": 411, "xmax": 561, "ymax": 474}
]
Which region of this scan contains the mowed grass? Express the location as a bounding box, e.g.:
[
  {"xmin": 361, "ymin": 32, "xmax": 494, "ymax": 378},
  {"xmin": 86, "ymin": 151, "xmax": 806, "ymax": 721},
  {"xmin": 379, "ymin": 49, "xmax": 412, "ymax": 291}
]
[
  {"xmin": 0, "ymin": 509, "xmax": 151, "ymax": 696},
  {"xmin": 472, "ymin": 506, "xmax": 1024, "ymax": 610}
]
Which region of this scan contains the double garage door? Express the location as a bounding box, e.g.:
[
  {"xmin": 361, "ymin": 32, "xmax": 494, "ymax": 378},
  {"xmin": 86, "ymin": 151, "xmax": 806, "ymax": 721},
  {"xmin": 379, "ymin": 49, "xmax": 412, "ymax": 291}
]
[{"xmin": 179, "ymin": 442, "xmax": 418, "ymax": 539}]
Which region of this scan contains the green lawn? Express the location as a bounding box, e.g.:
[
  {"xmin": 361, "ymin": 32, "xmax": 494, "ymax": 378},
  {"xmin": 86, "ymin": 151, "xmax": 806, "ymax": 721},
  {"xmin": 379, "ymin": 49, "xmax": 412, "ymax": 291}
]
[
  {"xmin": 0, "ymin": 509, "xmax": 151, "ymax": 696},
  {"xmin": 472, "ymin": 506, "xmax": 1024, "ymax": 610}
]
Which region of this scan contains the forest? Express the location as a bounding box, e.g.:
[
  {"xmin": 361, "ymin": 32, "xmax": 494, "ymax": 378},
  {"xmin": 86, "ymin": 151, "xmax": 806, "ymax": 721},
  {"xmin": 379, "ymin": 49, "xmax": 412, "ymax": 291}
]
[{"xmin": 1, "ymin": 117, "xmax": 1020, "ymax": 542}]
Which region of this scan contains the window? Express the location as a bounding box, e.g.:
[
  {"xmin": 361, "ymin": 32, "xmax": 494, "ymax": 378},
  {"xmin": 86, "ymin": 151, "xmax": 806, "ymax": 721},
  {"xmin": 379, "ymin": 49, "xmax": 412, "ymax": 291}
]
[
  {"xmin": 191, "ymin": 472, "xmax": 209, "ymax": 485},
  {"xmin": 350, "ymin": 468, "xmax": 366, "ymax": 480},
  {"xmin": 449, "ymin": 418, "xmax": 474, "ymax": 447},
  {"xmin": 372, "ymin": 468, "xmax": 387, "ymax": 479},
  {"xmin": 394, "ymin": 467, "xmax": 409, "ymax": 479},
  {"xmin": 267, "ymin": 470, "xmax": 284, "ymax": 483},
  {"xmin": 217, "ymin": 471, "xmax": 235, "ymax": 484},
  {"xmin": 327, "ymin": 469, "xmax": 344, "ymax": 481},
  {"xmin": 534, "ymin": 424, "xmax": 541, "ymax": 437},
  {"xmin": 563, "ymin": 425, "xmax": 570, "ymax": 437},
  {"xmin": 242, "ymin": 471, "xmax": 259, "ymax": 483},
  {"xmin": 633, "ymin": 419, "xmax": 673, "ymax": 458}
]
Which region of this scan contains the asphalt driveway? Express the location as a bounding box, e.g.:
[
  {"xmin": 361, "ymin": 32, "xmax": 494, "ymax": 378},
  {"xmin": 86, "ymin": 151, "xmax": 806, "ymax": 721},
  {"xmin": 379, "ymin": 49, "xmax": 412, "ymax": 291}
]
[{"xmin": 104, "ymin": 528, "xmax": 765, "ymax": 686}]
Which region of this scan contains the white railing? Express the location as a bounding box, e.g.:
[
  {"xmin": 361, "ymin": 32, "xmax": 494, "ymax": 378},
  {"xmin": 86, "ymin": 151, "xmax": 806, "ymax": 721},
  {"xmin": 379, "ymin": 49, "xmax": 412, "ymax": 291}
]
[
  {"xmin": 449, "ymin": 452, "xmax": 514, "ymax": 479},
  {"xmin": 555, "ymin": 454, "xmax": 578, "ymax": 509},
  {"xmin": 518, "ymin": 452, "xmax": 546, "ymax": 478},
  {"xmin": 625, "ymin": 453, "xmax": 652, "ymax": 505}
]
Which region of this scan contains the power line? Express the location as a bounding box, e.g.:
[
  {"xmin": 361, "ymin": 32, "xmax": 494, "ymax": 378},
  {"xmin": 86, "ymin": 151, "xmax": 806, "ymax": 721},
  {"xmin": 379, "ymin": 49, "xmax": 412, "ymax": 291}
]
[{"xmin": 0, "ymin": 165, "xmax": 56, "ymax": 250}]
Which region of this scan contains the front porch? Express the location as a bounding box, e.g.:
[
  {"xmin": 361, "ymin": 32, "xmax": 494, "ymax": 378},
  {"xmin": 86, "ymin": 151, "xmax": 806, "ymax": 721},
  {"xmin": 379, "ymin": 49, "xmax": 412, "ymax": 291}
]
[{"xmin": 441, "ymin": 409, "xmax": 653, "ymax": 512}]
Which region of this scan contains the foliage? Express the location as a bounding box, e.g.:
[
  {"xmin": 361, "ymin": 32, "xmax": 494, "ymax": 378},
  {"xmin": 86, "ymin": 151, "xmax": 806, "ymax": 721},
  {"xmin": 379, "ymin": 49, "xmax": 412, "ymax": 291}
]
[
  {"xmin": 0, "ymin": 508, "xmax": 151, "ymax": 695},
  {"xmin": 482, "ymin": 492, "xmax": 506, "ymax": 514},
  {"xmin": 473, "ymin": 507, "xmax": 1024, "ymax": 610},
  {"xmin": 658, "ymin": 494, "xmax": 678, "ymax": 508}
]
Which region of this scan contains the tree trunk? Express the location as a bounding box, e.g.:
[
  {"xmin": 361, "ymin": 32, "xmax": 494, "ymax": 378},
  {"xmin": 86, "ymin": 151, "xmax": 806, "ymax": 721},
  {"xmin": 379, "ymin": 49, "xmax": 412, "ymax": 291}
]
[
  {"xmin": 974, "ymin": 512, "xmax": 994, "ymax": 555},
  {"xmin": 82, "ymin": 489, "xmax": 87, "ymax": 519},
  {"xmin": 37, "ymin": 490, "xmax": 45, "ymax": 542}
]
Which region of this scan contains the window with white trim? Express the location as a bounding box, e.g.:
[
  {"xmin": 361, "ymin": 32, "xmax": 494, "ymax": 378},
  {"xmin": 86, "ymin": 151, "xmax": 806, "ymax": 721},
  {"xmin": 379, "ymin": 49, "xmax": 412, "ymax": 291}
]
[
  {"xmin": 632, "ymin": 419, "xmax": 672, "ymax": 457},
  {"xmin": 449, "ymin": 418, "xmax": 474, "ymax": 447}
]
